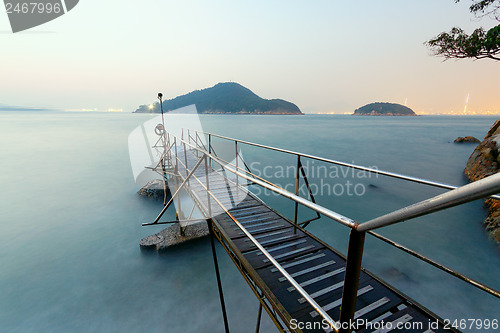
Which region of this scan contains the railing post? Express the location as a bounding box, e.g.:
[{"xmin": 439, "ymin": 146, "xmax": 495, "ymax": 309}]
[
  {"xmin": 209, "ymin": 134, "xmax": 212, "ymax": 168},
  {"xmin": 235, "ymin": 141, "xmax": 239, "ymax": 188},
  {"xmin": 183, "ymin": 141, "xmax": 189, "ymax": 178},
  {"xmin": 293, "ymin": 155, "xmax": 300, "ymax": 234},
  {"xmin": 255, "ymin": 301, "xmax": 263, "ymax": 333},
  {"xmin": 161, "ymin": 132, "xmax": 168, "ymax": 206},
  {"xmin": 339, "ymin": 230, "xmax": 365, "ymax": 333},
  {"xmin": 174, "ymin": 174, "xmax": 183, "ymax": 234},
  {"xmin": 174, "ymin": 137, "xmax": 178, "ymax": 171},
  {"xmin": 205, "ymin": 155, "xmax": 212, "ymax": 217},
  {"xmin": 207, "ymin": 218, "xmax": 230, "ymax": 333}
]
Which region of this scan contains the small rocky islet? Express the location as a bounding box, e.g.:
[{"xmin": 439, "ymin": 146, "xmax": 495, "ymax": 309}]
[
  {"xmin": 353, "ymin": 102, "xmax": 416, "ymax": 116},
  {"xmin": 454, "ymin": 136, "xmax": 480, "ymax": 144}
]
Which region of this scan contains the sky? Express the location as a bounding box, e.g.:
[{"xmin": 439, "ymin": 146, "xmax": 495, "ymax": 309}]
[{"xmin": 1, "ymin": 0, "xmax": 499, "ymax": 114}]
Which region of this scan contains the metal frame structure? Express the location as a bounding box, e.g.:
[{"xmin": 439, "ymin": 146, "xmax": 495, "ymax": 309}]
[
  {"xmin": 142, "ymin": 125, "xmax": 500, "ymax": 333},
  {"xmin": 189, "ymin": 129, "xmax": 500, "ymax": 299}
]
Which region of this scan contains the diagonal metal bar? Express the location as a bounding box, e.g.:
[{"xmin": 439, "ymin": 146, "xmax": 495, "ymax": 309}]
[
  {"xmin": 153, "ymin": 140, "xmax": 176, "ymax": 170},
  {"xmin": 142, "ymin": 155, "xmax": 206, "ymax": 226},
  {"xmin": 368, "ymin": 230, "xmax": 500, "ymax": 298},
  {"xmin": 297, "ymin": 158, "xmax": 321, "ymax": 228}
]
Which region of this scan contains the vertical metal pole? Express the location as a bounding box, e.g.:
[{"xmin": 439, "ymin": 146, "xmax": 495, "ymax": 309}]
[
  {"xmin": 174, "ymin": 174, "xmax": 183, "ymax": 234},
  {"xmin": 205, "ymin": 156, "xmax": 212, "ymax": 217},
  {"xmin": 255, "ymin": 301, "xmax": 263, "ymax": 333},
  {"xmin": 339, "ymin": 230, "xmax": 365, "ymax": 333},
  {"xmin": 235, "ymin": 141, "xmax": 239, "ymax": 188},
  {"xmin": 158, "ymin": 93, "xmax": 166, "ymax": 155},
  {"xmin": 209, "ymin": 134, "xmax": 212, "ymax": 169},
  {"xmin": 174, "ymin": 137, "xmax": 178, "ymax": 171},
  {"xmin": 166, "ymin": 133, "xmax": 171, "ymax": 169},
  {"xmin": 162, "ymin": 147, "xmax": 167, "ymax": 207},
  {"xmin": 183, "ymin": 141, "xmax": 189, "ymax": 179},
  {"xmin": 173, "ymin": 137, "xmax": 182, "ymax": 233},
  {"xmin": 293, "ymin": 155, "xmax": 300, "ymax": 234},
  {"xmin": 208, "ymin": 219, "xmax": 230, "ymax": 333}
]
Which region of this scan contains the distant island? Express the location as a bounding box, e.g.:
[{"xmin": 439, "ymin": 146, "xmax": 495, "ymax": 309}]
[
  {"xmin": 353, "ymin": 102, "xmax": 416, "ymax": 116},
  {"xmin": 134, "ymin": 82, "xmax": 303, "ymax": 115}
]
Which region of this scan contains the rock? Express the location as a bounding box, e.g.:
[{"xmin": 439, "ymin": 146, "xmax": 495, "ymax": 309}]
[
  {"xmin": 464, "ymin": 117, "xmax": 500, "ymax": 243},
  {"xmin": 139, "ymin": 234, "xmax": 164, "ymax": 249},
  {"xmin": 485, "ymin": 118, "xmax": 500, "ymax": 139},
  {"xmin": 465, "ymin": 136, "xmax": 500, "ymax": 181},
  {"xmin": 454, "ymin": 136, "xmax": 480, "ymax": 144},
  {"xmin": 139, "ymin": 220, "xmax": 209, "ymax": 251},
  {"xmin": 484, "ymin": 199, "xmax": 500, "ymax": 242},
  {"xmin": 138, "ymin": 179, "xmax": 168, "ymax": 199}
]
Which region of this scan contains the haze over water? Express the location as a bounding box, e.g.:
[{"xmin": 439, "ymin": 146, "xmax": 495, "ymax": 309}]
[{"xmin": 0, "ymin": 112, "xmax": 499, "ymax": 332}]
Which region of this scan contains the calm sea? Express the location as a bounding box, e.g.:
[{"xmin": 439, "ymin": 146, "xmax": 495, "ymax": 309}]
[{"xmin": 0, "ymin": 112, "xmax": 499, "ymax": 332}]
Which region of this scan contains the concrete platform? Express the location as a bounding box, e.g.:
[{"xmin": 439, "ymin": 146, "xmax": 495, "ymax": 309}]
[{"xmin": 140, "ymin": 220, "xmax": 209, "ymax": 251}]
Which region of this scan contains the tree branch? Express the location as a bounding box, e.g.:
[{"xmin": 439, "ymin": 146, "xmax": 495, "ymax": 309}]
[{"xmin": 426, "ymin": 24, "xmax": 500, "ymax": 61}]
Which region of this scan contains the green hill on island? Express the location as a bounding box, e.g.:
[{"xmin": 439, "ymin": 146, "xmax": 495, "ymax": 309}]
[
  {"xmin": 135, "ymin": 82, "xmax": 303, "ymax": 115},
  {"xmin": 353, "ymin": 102, "xmax": 416, "ymax": 116}
]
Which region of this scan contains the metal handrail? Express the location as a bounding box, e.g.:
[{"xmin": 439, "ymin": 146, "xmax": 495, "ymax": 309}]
[
  {"xmin": 158, "ymin": 138, "xmax": 341, "ymax": 331},
  {"xmin": 148, "ymin": 129, "xmax": 500, "ymax": 333},
  {"xmin": 192, "ymin": 129, "xmax": 500, "ymax": 200},
  {"xmin": 152, "ymin": 136, "xmax": 359, "ymax": 228},
  {"xmin": 177, "ymin": 132, "xmax": 500, "ymax": 298},
  {"xmin": 171, "ymin": 133, "xmax": 500, "ymax": 297},
  {"xmin": 358, "ymin": 173, "xmax": 500, "ymax": 231}
]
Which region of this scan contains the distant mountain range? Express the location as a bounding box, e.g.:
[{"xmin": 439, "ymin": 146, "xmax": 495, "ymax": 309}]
[
  {"xmin": 135, "ymin": 82, "xmax": 303, "ymax": 115},
  {"xmin": 353, "ymin": 102, "xmax": 416, "ymax": 116}
]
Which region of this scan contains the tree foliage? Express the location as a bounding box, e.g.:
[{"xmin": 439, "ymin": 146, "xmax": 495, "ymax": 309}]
[{"xmin": 426, "ymin": 0, "xmax": 500, "ymax": 61}]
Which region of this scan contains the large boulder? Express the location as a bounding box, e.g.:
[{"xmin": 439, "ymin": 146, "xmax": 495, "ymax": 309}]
[
  {"xmin": 465, "ymin": 119, "xmax": 500, "ymax": 181},
  {"xmin": 464, "ymin": 136, "xmax": 500, "ymax": 181},
  {"xmin": 464, "ymin": 118, "xmax": 500, "ymax": 242},
  {"xmin": 484, "ymin": 199, "xmax": 500, "ymax": 242}
]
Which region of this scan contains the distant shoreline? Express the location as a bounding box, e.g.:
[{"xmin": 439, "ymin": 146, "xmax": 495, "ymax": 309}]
[
  {"xmin": 352, "ymin": 113, "xmax": 419, "ymax": 116},
  {"xmin": 0, "ymin": 108, "xmax": 53, "ymax": 112},
  {"xmin": 134, "ymin": 111, "xmax": 305, "ymax": 115}
]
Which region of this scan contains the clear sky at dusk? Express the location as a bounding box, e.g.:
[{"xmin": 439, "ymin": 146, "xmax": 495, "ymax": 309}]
[{"xmin": 1, "ymin": 0, "xmax": 499, "ymax": 114}]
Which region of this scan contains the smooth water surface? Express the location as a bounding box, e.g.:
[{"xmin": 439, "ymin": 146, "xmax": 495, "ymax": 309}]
[{"xmin": 1, "ymin": 112, "xmax": 499, "ymax": 332}]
